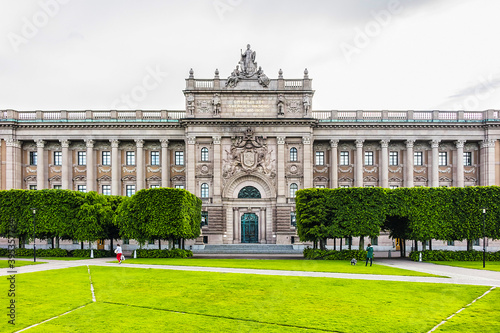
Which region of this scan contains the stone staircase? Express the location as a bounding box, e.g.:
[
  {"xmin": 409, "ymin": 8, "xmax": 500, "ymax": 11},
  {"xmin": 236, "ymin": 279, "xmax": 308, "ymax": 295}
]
[{"xmin": 192, "ymin": 244, "xmax": 303, "ymax": 254}]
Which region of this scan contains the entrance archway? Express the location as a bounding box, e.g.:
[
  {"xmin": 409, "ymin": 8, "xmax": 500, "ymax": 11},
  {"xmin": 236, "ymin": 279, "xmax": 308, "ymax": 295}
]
[{"xmin": 241, "ymin": 213, "xmax": 258, "ymax": 243}]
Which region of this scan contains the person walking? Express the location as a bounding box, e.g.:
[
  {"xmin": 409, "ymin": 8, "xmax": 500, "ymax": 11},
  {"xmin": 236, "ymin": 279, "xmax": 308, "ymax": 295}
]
[
  {"xmin": 365, "ymin": 243, "xmax": 374, "ymax": 266},
  {"xmin": 115, "ymin": 244, "xmax": 123, "ymax": 264}
]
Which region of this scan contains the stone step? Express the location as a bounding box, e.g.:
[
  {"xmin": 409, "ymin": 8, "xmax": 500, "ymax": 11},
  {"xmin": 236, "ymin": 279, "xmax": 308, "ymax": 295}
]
[{"xmin": 193, "ymin": 244, "xmax": 303, "ymax": 254}]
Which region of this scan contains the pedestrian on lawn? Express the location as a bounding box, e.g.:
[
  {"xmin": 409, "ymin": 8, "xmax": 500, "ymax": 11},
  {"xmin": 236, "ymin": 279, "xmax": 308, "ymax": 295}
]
[
  {"xmin": 115, "ymin": 244, "xmax": 123, "ymax": 264},
  {"xmin": 365, "ymin": 243, "xmax": 374, "ymax": 266}
]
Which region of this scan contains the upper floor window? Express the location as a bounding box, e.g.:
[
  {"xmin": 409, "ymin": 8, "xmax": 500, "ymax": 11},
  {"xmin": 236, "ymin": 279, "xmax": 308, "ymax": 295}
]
[
  {"xmin": 290, "ymin": 183, "xmax": 298, "ymax": 198},
  {"xmin": 126, "ymin": 151, "xmax": 135, "ymax": 166},
  {"xmin": 340, "ymin": 151, "xmax": 349, "ymax": 166},
  {"xmin": 201, "ymin": 183, "xmax": 209, "ymax": 198},
  {"xmin": 315, "ymin": 151, "xmax": 325, "ymax": 165},
  {"xmin": 150, "ymin": 185, "xmax": 160, "ymax": 189},
  {"xmin": 290, "ymin": 147, "xmax": 298, "ymax": 162},
  {"xmin": 389, "ymin": 151, "xmax": 398, "ymax": 166},
  {"xmin": 414, "ymin": 152, "xmax": 423, "ymax": 166},
  {"xmin": 29, "ymin": 151, "xmax": 37, "ymax": 166},
  {"xmin": 175, "ymin": 151, "xmax": 184, "ymax": 165},
  {"xmin": 53, "ymin": 185, "xmax": 62, "ymax": 189},
  {"xmin": 29, "ymin": 185, "xmax": 37, "ymax": 190},
  {"xmin": 439, "ymin": 152, "xmax": 448, "ymax": 166},
  {"xmin": 102, "ymin": 151, "xmax": 111, "ymax": 166},
  {"xmin": 150, "ymin": 151, "xmax": 160, "ymax": 166},
  {"xmin": 78, "ymin": 185, "xmax": 87, "ymax": 193},
  {"xmin": 201, "ymin": 147, "xmax": 209, "ymax": 162},
  {"xmin": 102, "ymin": 185, "xmax": 111, "ymax": 195},
  {"xmin": 78, "ymin": 151, "xmax": 86, "ymax": 166},
  {"xmin": 364, "ymin": 151, "xmax": 374, "ymax": 166},
  {"xmin": 54, "ymin": 151, "xmax": 62, "ymax": 166},
  {"xmin": 175, "ymin": 184, "xmax": 185, "ymax": 189},
  {"xmin": 463, "ymin": 152, "xmax": 472, "ymax": 166}
]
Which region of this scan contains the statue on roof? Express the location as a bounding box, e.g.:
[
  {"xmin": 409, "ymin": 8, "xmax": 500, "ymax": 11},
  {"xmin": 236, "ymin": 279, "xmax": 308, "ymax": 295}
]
[
  {"xmin": 240, "ymin": 44, "xmax": 257, "ymax": 76},
  {"xmin": 225, "ymin": 44, "xmax": 269, "ymax": 88}
]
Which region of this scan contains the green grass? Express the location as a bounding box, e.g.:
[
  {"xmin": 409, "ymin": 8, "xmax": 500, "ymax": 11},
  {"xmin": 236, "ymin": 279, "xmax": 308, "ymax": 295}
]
[
  {"xmin": 434, "ymin": 288, "xmax": 500, "ymax": 332},
  {"xmin": 112, "ymin": 258, "xmax": 441, "ymax": 277},
  {"xmin": 5, "ymin": 265, "xmax": 497, "ymax": 333},
  {"xmin": 430, "ymin": 261, "xmax": 500, "ymax": 272},
  {"xmin": 9, "ymin": 256, "xmax": 92, "ymax": 260},
  {"xmin": 0, "ymin": 260, "xmax": 45, "ymax": 268}
]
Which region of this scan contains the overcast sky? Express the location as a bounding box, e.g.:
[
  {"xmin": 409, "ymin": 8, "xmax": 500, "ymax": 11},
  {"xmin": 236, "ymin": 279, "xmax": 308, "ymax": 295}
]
[{"xmin": 1, "ymin": 0, "xmax": 500, "ymax": 111}]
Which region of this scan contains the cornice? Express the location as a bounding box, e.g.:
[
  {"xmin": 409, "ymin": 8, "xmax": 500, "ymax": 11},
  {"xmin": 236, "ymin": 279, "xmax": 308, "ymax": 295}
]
[{"xmin": 180, "ymin": 118, "xmax": 318, "ymax": 127}]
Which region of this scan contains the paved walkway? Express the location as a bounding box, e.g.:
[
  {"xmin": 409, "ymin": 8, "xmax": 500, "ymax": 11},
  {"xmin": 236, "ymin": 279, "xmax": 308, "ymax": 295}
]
[{"xmin": 2, "ymin": 257, "xmax": 499, "ymax": 287}]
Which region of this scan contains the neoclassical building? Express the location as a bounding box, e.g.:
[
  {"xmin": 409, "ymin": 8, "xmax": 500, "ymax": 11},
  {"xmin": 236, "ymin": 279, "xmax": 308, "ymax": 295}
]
[{"xmin": 2, "ymin": 46, "xmax": 500, "ymax": 250}]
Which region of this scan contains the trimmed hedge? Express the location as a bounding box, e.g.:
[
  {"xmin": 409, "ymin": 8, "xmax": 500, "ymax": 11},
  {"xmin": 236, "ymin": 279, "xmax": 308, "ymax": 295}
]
[
  {"xmin": 410, "ymin": 250, "xmax": 500, "ymax": 261},
  {"xmin": 304, "ymin": 248, "xmax": 368, "ymax": 260},
  {"xmin": 0, "ymin": 248, "xmax": 69, "ymax": 257},
  {"xmin": 70, "ymin": 249, "xmax": 114, "ymax": 258},
  {"xmin": 135, "ymin": 248, "xmax": 193, "ymax": 258}
]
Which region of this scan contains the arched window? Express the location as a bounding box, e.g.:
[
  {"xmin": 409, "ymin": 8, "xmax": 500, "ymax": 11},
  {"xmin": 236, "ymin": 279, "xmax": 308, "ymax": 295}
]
[
  {"xmin": 290, "ymin": 183, "xmax": 298, "ymax": 198},
  {"xmin": 201, "ymin": 147, "xmax": 209, "ymax": 161},
  {"xmin": 290, "ymin": 147, "xmax": 298, "ymax": 162},
  {"xmin": 201, "ymin": 183, "xmax": 209, "ymax": 198},
  {"xmin": 238, "ymin": 186, "xmax": 261, "ymax": 198}
]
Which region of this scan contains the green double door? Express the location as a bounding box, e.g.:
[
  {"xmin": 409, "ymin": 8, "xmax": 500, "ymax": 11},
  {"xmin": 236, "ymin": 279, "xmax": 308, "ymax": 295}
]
[{"xmin": 241, "ymin": 213, "xmax": 258, "ymax": 243}]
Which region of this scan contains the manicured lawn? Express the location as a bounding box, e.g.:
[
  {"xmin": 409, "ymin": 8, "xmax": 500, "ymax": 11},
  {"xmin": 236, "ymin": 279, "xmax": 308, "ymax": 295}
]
[
  {"xmin": 0, "ymin": 260, "xmax": 45, "ymax": 268},
  {"xmin": 5, "ymin": 265, "xmax": 497, "ymax": 333},
  {"xmin": 112, "ymin": 258, "xmax": 442, "ymax": 277},
  {"xmin": 430, "ymin": 261, "xmax": 500, "ymax": 272},
  {"xmin": 10, "ymin": 256, "xmax": 95, "ymax": 260},
  {"xmin": 434, "ymin": 288, "xmax": 500, "ymax": 333}
]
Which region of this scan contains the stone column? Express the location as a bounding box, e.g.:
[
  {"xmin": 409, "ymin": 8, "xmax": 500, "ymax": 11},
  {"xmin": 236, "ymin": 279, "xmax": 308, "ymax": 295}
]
[
  {"xmin": 481, "ymin": 139, "xmax": 496, "ymax": 186},
  {"xmin": 36, "ymin": 139, "xmax": 46, "ymax": 190},
  {"xmin": 431, "ymin": 139, "xmax": 440, "ymax": 187},
  {"xmin": 135, "ymin": 139, "xmax": 144, "ymax": 191},
  {"xmin": 405, "ymin": 140, "xmax": 415, "ymax": 188},
  {"xmin": 455, "ymin": 140, "xmax": 465, "ymax": 187},
  {"xmin": 160, "ymin": 139, "xmax": 169, "ymax": 187},
  {"xmin": 111, "ymin": 139, "xmax": 120, "ymax": 195},
  {"xmin": 60, "ymin": 140, "xmax": 70, "ymax": 189},
  {"xmin": 303, "ymin": 136, "xmax": 312, "ymax": 189},
  {"xmin": 212, "ymin": 136, "xmax": 221, "ymax": 203},
  {"xmin": 233, "ymin": 207, "xmax": 240, "ymax": 243},
  {"xmin": 355, "ymin": 139, "xmax": 364, "ymax": 187},
  {"xmin": 260, "ymin": 208, "xmax": 267, "ymax": 243},
  {"xmin": 85, "ymin": 139, "xmax": 95, "ymax": 192},
  {"xmin": 6, "ymin": 139, "xmax": 22, "ymax": 190},
  {"xmin": 186, "ymin": 136, "xmax": 196, "ymax": 194},
  {"xmin": 277, "ymin": 136, "xmax": 286, "ymax": 203},
  {"xmin": 380, "ymin": 139, "xmax": 389, "ymax": 188},
  {"xmin": 330, "ymin": 139, "xmax": 338, "ymax": 188}
]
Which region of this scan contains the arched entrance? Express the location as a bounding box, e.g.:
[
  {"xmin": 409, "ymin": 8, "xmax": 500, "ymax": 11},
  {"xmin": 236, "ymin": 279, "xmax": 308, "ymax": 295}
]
[{"xmin": 241, "ymin": 213, "xmax": 258, "ymax": 243}]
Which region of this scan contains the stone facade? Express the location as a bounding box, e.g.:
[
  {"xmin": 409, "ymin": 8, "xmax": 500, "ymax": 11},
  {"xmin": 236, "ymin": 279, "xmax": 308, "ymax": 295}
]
[{"xmin": 1, "ymin": 46, "xmax": 500, "ymax": 251}]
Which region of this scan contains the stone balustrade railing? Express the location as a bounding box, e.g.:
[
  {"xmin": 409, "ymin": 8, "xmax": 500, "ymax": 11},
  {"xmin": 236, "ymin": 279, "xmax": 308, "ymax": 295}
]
[{"xmin": 1, "ymin": 110, "xmax": 185, "ymax": 122}]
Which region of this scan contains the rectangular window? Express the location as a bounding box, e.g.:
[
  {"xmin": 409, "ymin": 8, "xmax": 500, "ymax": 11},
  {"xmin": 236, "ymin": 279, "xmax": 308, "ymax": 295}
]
[
  {"xmin": 78, "ymin": 185, "xmax": 87, "ymax": 193},
  {"xmin": 175, "ymin": 185, "xmax": 185, "ymax": 189},
  {"xmin": 390, "ymin": 185, "xmax": 399, "ymax": 189},
  {"xmin": 150, "ymin": 151, "xmax": 160, "ymax": 166},
  {"xmin": 126, "ymin": 185, "xmax": 136, "ymax": 197},
  {"xmin": 340, "ymin": 185, "xmax": 349, "ymax": 188},
  {"xmin": 315, "ymin": 151, "xmax": 325, "ymax": 165},
  {"xmin": 389, "ymin": 151, "xmax": 398, "ymax": 166},
  {"xmin": 291, "ymin": 212, "xmax": 297, "ymax": 227},
  {"xmin": 123, "ymin": 238, "xmax": 129, "ymax": 245},
  {"xmin": 315, "ymin": 185, "xmax": 325, "ymax": 188},
  {"xmin": 102, "ymin": 185, "xmax": 111, "ymax": 195},
  {"xmin": 150, "ymin": 185, "xmax": 160, "ymax": 189},
  {"xmin": 54, "ymin": 151, "xmax": 62, "ymax": 166},
  {"xmin": 78, "ymin": 151, "xmax": 86, "ymax": 166},
  {"xmin": 439, "ymin": 152, "xmax": 448, "ymax": 166},
  {"xmin": 53, "ymin": 185, "xmax": 62, "ymax": 189},
  {"xmin": 345, "ymin": 237, "xmax": 351, "ymax": 246},
  {"xmin": 414, "ymin": 152, "xmax": 423, "ymax": 166},
  {"xmin": 473, "ymin": 239, "xmax": 480, "ymax": 246},
  {"xmin": 201, "ymin": 211, "xmax": 208, "ymax": 226},
  {"xmin": 340, "ymin": 151, "xmax": 349, "ymax": 166},
  {"xmin": 175, "ymin": 151, "xmax": 184, "ymax": 165},
  {"xmin": 102, "ymin": 151, "xmax": 111, "ymax": 166},
  {"xmin": 370, "ymin": 237, "xmax": 378, "ymax": 246},
  {"xmin": 447, "ymin": 240, "xmax": 455, "ymax": 246},
  {"xmin": 29, "ymin": 151, "xmax": 37, "ymax": 166},
  {"xmin": 126, "ymin": 151, "xmax": 135, "ymax": 166},
  {"xmin": 72, "ymin": 239, "xmax": 79, "ymax": 245},
  {"xmin": 364, "ymin": 151, "xmax": 374, "ymax": 166},
  {"xmin": 463, "ymin": 152, "xmax": 472, "ymax": 166},
  {"xmin": 29, "ymin": 185, "xmax": 37, "ymax": 190}
]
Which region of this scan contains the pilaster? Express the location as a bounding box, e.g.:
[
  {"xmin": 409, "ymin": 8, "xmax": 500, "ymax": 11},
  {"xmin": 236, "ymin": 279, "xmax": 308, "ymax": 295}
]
[
  {"xmin": 135, "ymin": 139, "xmax": 144, "ymax": 191},
  {"xmin": 160, "ymin": 139, "xmax": 169, "ymax": 188},
  {"xmin": 330, "ymin": 139, "xmax": 338, "ymax": 188},
  {"xmin": 405, "ymin": 140, "xmax": 415, "ymax": 188},
  {"xmin": 355, "ymin": 139, "xmax": 364, "ymax": 187}
]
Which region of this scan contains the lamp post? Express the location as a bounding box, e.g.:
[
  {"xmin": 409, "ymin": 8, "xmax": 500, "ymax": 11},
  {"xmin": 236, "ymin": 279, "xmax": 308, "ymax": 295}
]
[
  {"xmin": 31, "ymin": 207, "xmax": 37, "ymax": 262},
  {"xmin": 482, "ymin": 208, "xmax": 486, "ymax": 268}
]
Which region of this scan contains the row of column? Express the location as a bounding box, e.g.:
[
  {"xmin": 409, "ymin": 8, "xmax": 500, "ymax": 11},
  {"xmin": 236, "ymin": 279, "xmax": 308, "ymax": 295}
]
[
  {"xmin": 329, "ymin": 139, "xmax": 496, "ymax": 188},
  {"xmin": 28, "ymin": 139, "xmax": 170, "ymax": 194}
]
